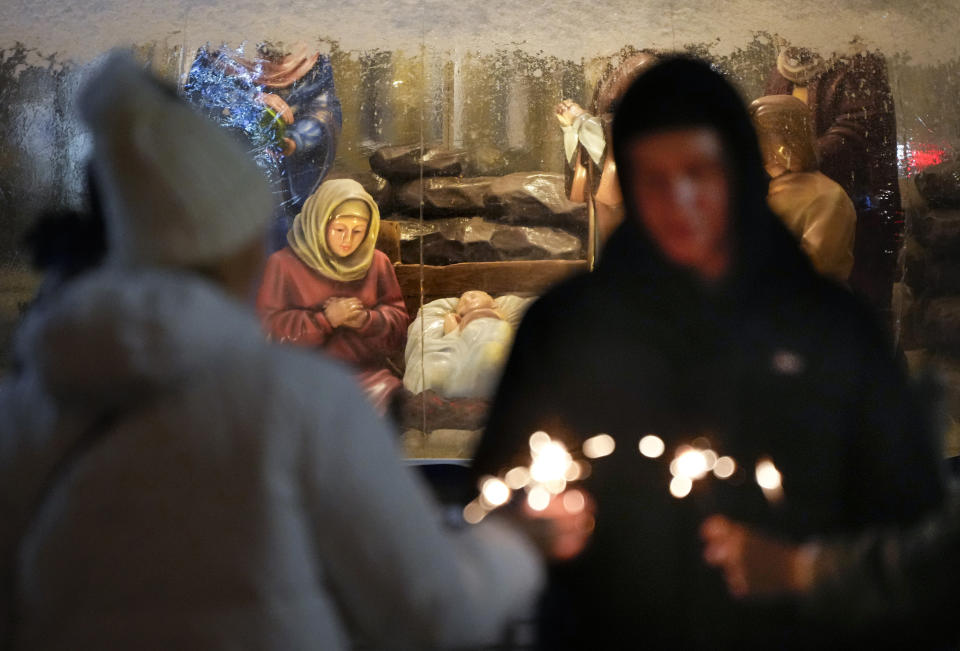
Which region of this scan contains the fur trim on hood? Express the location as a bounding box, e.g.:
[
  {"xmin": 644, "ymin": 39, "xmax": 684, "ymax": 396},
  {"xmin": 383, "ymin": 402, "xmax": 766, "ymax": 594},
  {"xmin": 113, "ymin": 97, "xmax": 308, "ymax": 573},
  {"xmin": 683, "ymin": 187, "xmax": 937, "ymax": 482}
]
[{"xmin": 14, "ymin": 270, "xmax": 264, "ymax": 408}]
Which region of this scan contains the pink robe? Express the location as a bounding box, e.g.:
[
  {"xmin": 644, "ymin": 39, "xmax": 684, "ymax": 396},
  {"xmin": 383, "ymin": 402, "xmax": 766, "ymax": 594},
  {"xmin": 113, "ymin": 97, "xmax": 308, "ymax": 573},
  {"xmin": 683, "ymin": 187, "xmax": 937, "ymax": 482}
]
[{"xmin": 256, "ymin": 247, "xmax": 409, "ymax": 411}]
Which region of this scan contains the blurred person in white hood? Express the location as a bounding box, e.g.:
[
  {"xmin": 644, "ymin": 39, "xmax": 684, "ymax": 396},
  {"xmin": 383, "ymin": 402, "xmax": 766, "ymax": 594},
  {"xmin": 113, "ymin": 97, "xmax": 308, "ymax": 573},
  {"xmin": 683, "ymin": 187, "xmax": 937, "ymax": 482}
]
[{"xmin": 0, "ymin": 52, "xmax": 545, "ymax": 650}]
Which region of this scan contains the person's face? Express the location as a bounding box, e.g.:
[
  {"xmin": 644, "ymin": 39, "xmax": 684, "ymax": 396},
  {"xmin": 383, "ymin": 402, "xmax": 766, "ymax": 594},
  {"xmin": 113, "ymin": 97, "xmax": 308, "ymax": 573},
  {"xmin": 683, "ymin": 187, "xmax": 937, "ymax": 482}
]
[
  {"xmin": 326, "ymin": 215, "xmax": 369, "ymax": 258},
  {"xmin": 625, "ymin": 127, "xmax": 732, "ymax": 281}
]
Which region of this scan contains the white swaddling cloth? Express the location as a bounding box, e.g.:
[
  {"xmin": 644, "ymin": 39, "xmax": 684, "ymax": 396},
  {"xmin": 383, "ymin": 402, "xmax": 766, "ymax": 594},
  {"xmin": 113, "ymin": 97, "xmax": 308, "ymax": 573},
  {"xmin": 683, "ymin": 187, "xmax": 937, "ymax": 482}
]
[{"xmin": 403, "ymin": 295, "xmax": 535, "ymax": 400}]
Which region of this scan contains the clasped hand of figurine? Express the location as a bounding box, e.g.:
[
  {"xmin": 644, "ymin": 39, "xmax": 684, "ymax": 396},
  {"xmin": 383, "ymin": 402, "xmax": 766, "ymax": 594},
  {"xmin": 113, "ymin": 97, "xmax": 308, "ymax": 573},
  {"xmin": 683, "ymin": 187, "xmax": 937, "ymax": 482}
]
[
  {"xmin": 323, "ymin": 297, "xmax": 370, "ymax": 329},
  {"xmin": 555, "ymin": 99, "xmax": 586, "ymax": 127}
]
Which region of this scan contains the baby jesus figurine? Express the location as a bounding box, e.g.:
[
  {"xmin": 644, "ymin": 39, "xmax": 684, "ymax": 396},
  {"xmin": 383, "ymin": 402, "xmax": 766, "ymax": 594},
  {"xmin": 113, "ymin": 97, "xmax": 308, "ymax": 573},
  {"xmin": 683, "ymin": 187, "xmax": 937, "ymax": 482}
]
[{"xmin": 443, "ymin": 290, "xmax": 504, "ymax": 335}]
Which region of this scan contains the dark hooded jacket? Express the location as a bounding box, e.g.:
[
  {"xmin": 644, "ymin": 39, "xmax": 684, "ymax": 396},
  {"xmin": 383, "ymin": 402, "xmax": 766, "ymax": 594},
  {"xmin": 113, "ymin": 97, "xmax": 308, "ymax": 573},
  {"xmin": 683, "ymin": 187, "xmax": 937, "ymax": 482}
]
[{"xmin": 471, "ymin": 58, "xmax": 945, "ymax": 649}]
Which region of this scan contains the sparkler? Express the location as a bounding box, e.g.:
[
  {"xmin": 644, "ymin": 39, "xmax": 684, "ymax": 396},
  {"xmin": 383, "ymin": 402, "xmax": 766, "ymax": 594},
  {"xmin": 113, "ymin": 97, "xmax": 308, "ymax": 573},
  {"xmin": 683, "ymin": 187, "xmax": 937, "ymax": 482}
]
[
  {"xmin": 464, "ymin": 429, "xmax": 783, "ymax": 524},
  {"xmin": 464, "ymin": 431, "xmax": 591, "ymax": 523}
]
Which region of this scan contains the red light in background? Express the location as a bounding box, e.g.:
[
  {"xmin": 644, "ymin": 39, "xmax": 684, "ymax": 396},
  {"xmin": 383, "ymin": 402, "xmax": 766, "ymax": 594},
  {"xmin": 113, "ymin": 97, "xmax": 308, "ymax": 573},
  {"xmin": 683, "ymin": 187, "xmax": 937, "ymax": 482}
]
[
  {"xmin": 901, "ymin": 143, "xmax": 947, "ymax": 174},
  {"xmin": 911, "ymin": 147, "xmax": 945, "ymax": 170}
]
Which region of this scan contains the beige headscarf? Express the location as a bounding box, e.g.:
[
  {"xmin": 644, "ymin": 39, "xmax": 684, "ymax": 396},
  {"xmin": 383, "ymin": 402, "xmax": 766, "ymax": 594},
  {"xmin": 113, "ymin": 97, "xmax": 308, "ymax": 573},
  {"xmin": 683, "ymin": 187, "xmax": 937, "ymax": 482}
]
[
  {"xmin": 287, "ymin": 178, "xmax": 381, "ymax": 282},
  {"xmin": 776, "ymin": 47, "xmax": 831, "ymax": 86}
]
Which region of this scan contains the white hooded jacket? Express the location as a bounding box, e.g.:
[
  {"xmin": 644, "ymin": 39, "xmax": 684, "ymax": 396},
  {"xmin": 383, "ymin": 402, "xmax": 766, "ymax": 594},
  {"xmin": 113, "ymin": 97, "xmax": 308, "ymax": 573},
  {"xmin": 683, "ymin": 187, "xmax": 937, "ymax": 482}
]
[{"xmin": 0, "ymin": 268, "xmax": 543, "ymax": 650}]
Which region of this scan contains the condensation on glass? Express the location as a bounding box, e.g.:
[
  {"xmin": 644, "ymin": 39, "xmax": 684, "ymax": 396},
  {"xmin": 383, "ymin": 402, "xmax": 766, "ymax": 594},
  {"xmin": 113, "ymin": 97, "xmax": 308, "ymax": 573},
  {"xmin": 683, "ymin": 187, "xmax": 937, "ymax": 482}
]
[{"xmin": 1, "ymin": 1, "xmax": 958, "ymax": 460}]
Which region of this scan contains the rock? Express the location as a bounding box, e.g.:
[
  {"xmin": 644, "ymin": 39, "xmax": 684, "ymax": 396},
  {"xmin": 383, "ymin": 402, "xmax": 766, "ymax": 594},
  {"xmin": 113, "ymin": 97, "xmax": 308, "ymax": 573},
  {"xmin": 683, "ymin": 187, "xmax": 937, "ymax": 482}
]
[
  {"xmin": 324, "ymin": 170, "xmax": 394, "ymax": 212},
  {"xmin": 912, "ymin": 208, "xmax": 960, "ymax": 254},
  {"xmin": 915, "ymin": 160, "xmax": 960, "ymax": 208},
  {"xmin": 369, "ymin": 144, "xmax": 465, "ymax": 181},
  {"xmin": 397, "ymin": 176, "xmax": 494, "ymax": 216},
  {"xmin": 394, "ymin": 217, "xmax": 583, "ymax": 264},
  {"xmin": 390, "ymin": 217, "xmax": 439, "ymax": 240},
  {"xmin": 488, "ymin": 221, "xmax": 583, "ymax": 260},
  {"xmin": 903, "ymin": 237, "xmax": 960, "ymax": 296},
  {"xmin": 463, "ymin": 145, "xmax": 529, "ymax": 177},
  {"xmin": 484, "ymin": 172, "xmax": 588, "ymax": 231},
  {"xmin": 919, "ymin": 296, "xmax": 960, "ymax": 354}
]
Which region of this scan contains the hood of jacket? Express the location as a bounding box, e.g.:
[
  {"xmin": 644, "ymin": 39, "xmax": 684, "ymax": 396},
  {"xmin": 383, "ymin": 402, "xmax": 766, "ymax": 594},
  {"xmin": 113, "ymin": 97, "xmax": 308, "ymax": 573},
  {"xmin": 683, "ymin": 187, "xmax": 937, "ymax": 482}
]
[
  {"xmin": 13, "ymin": 268, "xmax": 266, "ymax": 410},
  {"xmin": 604, "ymin": 56, "xmax": 812, "ymax": 303}
]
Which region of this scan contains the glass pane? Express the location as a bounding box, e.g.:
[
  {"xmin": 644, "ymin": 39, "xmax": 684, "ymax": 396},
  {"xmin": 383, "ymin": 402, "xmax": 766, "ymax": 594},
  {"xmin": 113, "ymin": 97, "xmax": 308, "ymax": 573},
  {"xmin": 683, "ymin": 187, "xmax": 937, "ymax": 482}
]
[
  {"xmin": 399, "ymin": 46, "xmax": 591, "ymax": 457},
  {"xmin": 1, "ymin": 1, "xmax": 959, "ymax": 462}
]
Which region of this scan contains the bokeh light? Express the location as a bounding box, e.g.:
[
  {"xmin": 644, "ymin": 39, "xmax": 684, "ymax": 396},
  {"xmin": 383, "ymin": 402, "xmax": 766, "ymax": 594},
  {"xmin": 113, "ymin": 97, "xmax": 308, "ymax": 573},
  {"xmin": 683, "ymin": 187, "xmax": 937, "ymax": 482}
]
[
  {"xmin": 504, "ymin": 466, "xmax": 531, "ymax": 489},
  {"xmin": 669, "ymin": 476, "xmax": 693, "ymax": 498},
  {"xmin": 692, "ymin": 436, "xmax": 711, "ymax": 450},
  {"xmin": 639, "ymin": 434, "xmax": 666, "ymax": 458},
  {"xmin": 713, "ymin": 456, "xmax": 736, "ymax": 479},
  {"xmin": 527, "ymin": 485, "xmax": 551, "ymax": 511},
  {"xmin": 528, "ymin": 431, "xmax": 550, "ymax": 453},
  {"xmin": 530, "ymin": 441, "xmax": 573, "ymax": 483},
  {"xmin": 480, "ymin": 477, "xmax": 511, "ymax": 507},
  {"xmin": 675, "ymin": 448, "xmax": 709, "ymax": 479},
  {"xmin": 544, "ymin": 478, "xmax": 568, "ymax": 495},
  {"xmin": 701, "ymin": 449, "xmax": 718, "ymax": 471},
  {"xmin": 582, "ymin": 433, "xmax": 616, "ymax": 459},
  {"xmin": 463, "ymin": 500, "xmax": 487, "ymax": 524},
  {"xmin": 574, "ymin": 460, "xmax": 592, "ymax": 480},
  {"xmin": 562, "ymin": 489, "xmax": 586, "ymax": 514},
  {"xmin": 564, "ymin": 461, "xmax": 582, "ymax": 481},
  {"xmin": 755, "ymin": 458, "xmax": 782, "ymax": 490}
]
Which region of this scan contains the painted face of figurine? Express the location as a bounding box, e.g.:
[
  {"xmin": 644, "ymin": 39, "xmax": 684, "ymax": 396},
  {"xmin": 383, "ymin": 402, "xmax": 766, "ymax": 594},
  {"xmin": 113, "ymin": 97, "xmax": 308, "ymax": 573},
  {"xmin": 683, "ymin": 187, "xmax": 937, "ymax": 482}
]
[
  {"xmin": 457, "ymin": 290, "xmax": 496, "ymax": 316},
  {"xmin": 625, "ymin": 127, "xmax": 731, "ymax": 282},
  {"xmin": 326, "ymin": 206, "xmax": 370, "ymax": 258}
]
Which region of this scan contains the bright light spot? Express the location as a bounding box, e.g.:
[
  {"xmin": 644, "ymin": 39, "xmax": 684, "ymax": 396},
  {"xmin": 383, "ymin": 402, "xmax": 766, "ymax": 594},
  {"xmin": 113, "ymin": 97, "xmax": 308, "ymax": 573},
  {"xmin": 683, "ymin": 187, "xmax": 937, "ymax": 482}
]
[
  {"xmin": 564, "ymin": 461, "xmax": 582, "ymax": 481},
  {"xmin": 463, "ymin": 500, "xmax": 487, "ymax": 524},
  {"xmin": 530, "ymin": 441, "xmax": 572, "ymax": 483},
  {"xmin": 504, "ymin": 466, "xmax": 531, "ymax": 490},
  {"xmin": 669, "ymin": 476, "xmax": 693, "ymax": 498},
  {"xmin": 527, "ymin": 485, "xmax": 551, "ymax": 511},
  {"xmin": 755, "ymin": 458, "xmax": 782, "ymax": 490},
  {"xmin": 480, "ymin": 477, "xmax": 511, "ymax": 507},
  {"xmin": 675, "ymin": 448, "xmax": 709, "ymax": 479},
  {"xmin": 575, "ymin": 460, "xmax": 592, "ymax": 480},
  {"xmin": 529, "ymin": 431, "xmax": 550, "ymax": 453},
  {"xmin": 392, "ymin": 79, "xmax": 404, "ymax": 87},
  {"xmin": 583, "ymin": 433, "xmax": 616, "ymax": 459},
  {"xmin": 713, "ymin": 456, "xmax": 736, "ymax": 479},
  {"xmin": 702, "ymin": 449, "xmax": 718, "ymax": 471},
  {"xmin": 562, "ymin": 489, "xmax": 586, "ymax": 514},
  {"xmin": 639, "ymin": 434, "xmax": 666, "ymax": 458},
  {"xmin": 544, "ymin": 478, "xmax": 567, "ymax": 495},
  {"xmin": 669, "ymin": 458, "xmax": 680, "ymax": 477}
]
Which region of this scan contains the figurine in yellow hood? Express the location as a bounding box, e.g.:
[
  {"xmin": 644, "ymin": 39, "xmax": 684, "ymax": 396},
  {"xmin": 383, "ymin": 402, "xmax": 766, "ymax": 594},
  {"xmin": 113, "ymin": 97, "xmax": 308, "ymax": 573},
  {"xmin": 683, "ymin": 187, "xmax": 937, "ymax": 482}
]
[{"xmin": 257, "ymin": 178, "xmax": 409, "ymax": 413}]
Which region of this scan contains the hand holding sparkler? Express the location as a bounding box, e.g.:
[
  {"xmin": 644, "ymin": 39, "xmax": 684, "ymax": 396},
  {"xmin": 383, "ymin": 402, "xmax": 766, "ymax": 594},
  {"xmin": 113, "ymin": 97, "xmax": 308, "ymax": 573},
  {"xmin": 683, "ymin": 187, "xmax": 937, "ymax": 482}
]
[
  {"xmin": 517, "ymin": 488, "xmax": 595, "ymax": 561},
  {"xmin": 465, "ymin": 431, "xmax": 598, "ymax": 561},
  {"xmin": 467, "ymin": 428, "xmax": 786, "ymax": 565},
  {"xmin": 700, "ymin": 515, "xmax": 818, "ymax": 598}
]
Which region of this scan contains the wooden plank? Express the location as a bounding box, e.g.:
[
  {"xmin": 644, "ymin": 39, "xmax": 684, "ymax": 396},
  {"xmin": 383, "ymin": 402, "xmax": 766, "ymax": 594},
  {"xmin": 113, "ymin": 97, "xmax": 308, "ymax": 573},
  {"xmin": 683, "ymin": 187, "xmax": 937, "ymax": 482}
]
[{"xmin": 394, "ymin": 260, "xmax": 588, "ymax": 315}]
